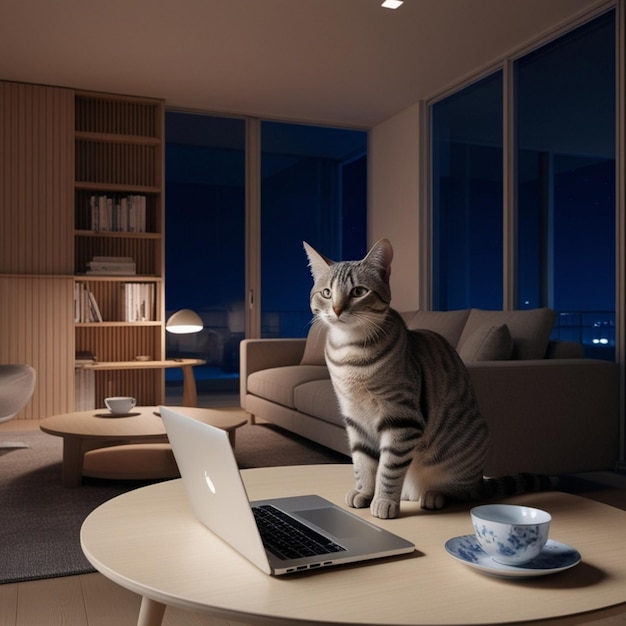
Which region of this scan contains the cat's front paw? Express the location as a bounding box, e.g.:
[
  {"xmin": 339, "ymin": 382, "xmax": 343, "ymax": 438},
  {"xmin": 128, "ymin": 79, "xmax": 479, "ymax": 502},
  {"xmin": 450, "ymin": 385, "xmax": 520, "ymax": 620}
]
[
  {"xmin": 345, "ymin": 489, "xmax": 372, "ymax": 509},
  {"xmin": 370, "ymin": 497, "xmax": 399, "ymax": 519},
  {"xmin": 420, "ymin": 491, "xmax": 446, "ymax": 510}
]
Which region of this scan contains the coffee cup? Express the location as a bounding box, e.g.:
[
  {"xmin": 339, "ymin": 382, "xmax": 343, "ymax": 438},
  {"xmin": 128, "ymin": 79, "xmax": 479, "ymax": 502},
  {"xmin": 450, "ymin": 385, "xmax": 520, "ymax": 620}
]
[
  {"xmin": 104, "ymin": 396, "xmax": 136, "ymax": 415},
  {"xmin": 471, "ymin": 504, "xmax": 551, "ymax": 566}
]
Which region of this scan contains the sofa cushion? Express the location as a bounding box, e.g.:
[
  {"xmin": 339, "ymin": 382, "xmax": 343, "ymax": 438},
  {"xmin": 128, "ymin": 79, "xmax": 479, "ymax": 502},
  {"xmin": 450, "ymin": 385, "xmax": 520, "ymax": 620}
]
[
  {"xmin": 248, "ymin": 365, "xmax": 330, "ymax": 408},
  {"xmin": 459, "ymin": 323, "xmax": 513, "ymax": 362},
  {"xmin": 458, "ymin": 308, "xmax": 556, "ymax": 360},
  {"xmin": 300, "ymin": 323, "xmax": 328, "ymax": 365},
  {"xmin": 403, "ymin": 309, "xmax": 471, "ymax": 347},
  {"xmin": 294, "ymin": 379, "xmax": 344, "ymax": 427}
]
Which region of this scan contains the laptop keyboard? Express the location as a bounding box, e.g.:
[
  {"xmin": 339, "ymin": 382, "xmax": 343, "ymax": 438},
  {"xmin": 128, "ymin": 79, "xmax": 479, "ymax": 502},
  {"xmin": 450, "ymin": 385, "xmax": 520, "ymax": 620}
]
[{"xmin": 252, "ymin": 504, "xmax": 346, "ymax": 560}]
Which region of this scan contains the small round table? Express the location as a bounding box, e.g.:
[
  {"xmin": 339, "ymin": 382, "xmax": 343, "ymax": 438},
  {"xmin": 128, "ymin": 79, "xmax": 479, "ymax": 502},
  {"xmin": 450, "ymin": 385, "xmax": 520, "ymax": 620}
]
[
  {"xmin": 40, "ymin": 406, "xmax": 247, "ymax": 487},
  {"xmin": 81, "ymin": 464, "xmax": 626, "ymax": 626}
]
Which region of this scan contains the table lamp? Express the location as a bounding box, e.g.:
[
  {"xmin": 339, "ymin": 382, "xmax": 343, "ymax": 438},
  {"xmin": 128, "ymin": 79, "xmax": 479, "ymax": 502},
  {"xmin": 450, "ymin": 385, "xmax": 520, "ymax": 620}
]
[{"xmin": 166, "ymin": 309, "xmax": 203, "ymax": 334}]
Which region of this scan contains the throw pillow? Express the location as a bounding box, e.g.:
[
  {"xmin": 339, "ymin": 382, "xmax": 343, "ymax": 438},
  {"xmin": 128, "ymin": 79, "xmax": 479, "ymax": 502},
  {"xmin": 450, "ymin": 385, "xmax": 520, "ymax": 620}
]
[
  {"xmin": 300, "ymin": 323, "xmax": 328, "ymax": 365},
  {"xmin": 459, "ymin": 323, "xmax": 513, "ymax": 362},
  {"xmin": 457, "ymin": 308, "xmax": 556, "ymax": 359}
]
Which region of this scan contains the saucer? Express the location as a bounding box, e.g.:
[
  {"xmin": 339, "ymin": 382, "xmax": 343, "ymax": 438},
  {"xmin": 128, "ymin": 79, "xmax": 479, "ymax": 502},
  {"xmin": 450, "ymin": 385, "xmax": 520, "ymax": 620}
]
[
  {"xmin": 445, "ymin": 535, "xmax": 581, "ymax": 578},
  {"xmin": 94, "ymin": 411, "xmax": 141, "ymax": 418}
]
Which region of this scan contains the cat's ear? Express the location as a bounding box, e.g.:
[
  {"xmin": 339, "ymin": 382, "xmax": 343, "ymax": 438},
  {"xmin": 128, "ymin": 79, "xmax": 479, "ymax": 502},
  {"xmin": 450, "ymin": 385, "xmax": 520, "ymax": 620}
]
[
  {"xmin": 303, "ymin": 241, "xmax": 334, "ymax": 281},
  {"xmin": 364, "ymin": 238, "xmax": 393, "ymax": 281}
]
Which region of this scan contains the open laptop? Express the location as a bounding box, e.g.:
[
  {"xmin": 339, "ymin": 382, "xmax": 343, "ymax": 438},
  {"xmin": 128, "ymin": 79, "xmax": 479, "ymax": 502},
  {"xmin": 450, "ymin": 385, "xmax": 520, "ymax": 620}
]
[{"xmin": 159, "ymin": 406, "xmax": 415, "ymax": 575}]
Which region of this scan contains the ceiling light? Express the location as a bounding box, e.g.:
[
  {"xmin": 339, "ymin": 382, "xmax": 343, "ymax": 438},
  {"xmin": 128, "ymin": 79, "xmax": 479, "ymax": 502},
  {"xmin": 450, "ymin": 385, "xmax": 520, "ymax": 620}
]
[{"xmin": 381, "ymin": 0, "xmax": 404, "ymax": 8}]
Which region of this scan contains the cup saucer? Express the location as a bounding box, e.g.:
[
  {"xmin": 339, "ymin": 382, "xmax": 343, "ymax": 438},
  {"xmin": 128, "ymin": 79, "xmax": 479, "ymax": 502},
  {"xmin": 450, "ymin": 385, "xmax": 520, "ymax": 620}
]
[{"xmin": 445, "ymin": 535, "xmax": 580, "ymax": 578}]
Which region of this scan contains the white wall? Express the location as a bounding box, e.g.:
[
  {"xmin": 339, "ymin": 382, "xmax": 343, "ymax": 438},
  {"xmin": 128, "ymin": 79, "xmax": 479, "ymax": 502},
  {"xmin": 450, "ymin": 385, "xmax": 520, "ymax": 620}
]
[{"xmin": 369, "ymin": 101, "xmax": 424, "ymax": 312}]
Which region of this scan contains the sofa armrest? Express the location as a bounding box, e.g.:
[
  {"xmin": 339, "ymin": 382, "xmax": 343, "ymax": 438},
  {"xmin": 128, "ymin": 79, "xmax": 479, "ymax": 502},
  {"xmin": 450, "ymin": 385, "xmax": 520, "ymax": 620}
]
[
  {"xmin": 545, "ymin": 340, "xmax": 584, "ymax": 359},
  {"xmin": 239, "ymin": 338, "xmax": 307, "ymax": 408},
  {"xmin": 467, "ymin": 359, "xmax": 619, "ymax": 475}
]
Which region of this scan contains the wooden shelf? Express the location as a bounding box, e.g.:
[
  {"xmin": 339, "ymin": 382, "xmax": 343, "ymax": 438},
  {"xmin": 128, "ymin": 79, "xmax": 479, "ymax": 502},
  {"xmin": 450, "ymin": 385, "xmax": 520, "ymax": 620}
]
[
  {"xmin": 73, "ymin": 91, "xmax": 165, "ymax": 410},
  {"xmin": 74, "ymin": 181, "xmax": 161, "ymax": 194},
  {"xmin": 75, "ymin": 131, "xmax": 161, "ymax": 145},
  {"xmin": 74, "ymin": 274, "xmax": 162, "ymax": 282},
  {"xmin": 78, "ymin": 359, "xmax": 205, "ymax": 371},
  {"xmin": 75, "ymin": 321, "xmax": 162, "ymax": 328},
  {"xmin": 75, "ymin": 230, "xmax": 161, "ymax": 239}
]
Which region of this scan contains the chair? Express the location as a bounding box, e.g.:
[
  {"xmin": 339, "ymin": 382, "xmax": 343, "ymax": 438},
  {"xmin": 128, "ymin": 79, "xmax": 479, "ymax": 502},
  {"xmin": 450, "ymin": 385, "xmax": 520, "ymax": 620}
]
[{"xmin": 0, "ymin": 364, "xmax": 36, "ymax": 448}]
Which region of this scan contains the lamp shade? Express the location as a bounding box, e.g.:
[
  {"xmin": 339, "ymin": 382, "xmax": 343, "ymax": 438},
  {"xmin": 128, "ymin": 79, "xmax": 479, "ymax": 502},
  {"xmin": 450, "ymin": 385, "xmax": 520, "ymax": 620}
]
[{"xmin": 166, "ymin": 309, "xmax": 203, "ymax": 334}]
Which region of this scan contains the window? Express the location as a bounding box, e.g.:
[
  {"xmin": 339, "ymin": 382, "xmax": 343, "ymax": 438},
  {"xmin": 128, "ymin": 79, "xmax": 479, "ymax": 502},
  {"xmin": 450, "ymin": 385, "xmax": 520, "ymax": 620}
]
[
  {"xmin": 431, "ymin": 71, "xmax": 503, "ymax": 310},
  {"xmin": 165, "ymin": 112, "xmax": 246, "ymax": 394},
  {"xmin": 515, "ymin": 11, "xmax": 616, "ymax": 358},
  {"xmin": 260, "ymin": 121, "xmax": 367, "ymax": 338},
  {"xmin": 165, "ymin": 114, "xmax": 367, "ymax": 398},
  {"xmin": 431, "ymin": 10, "xmax": 616, "ymax": 360}
]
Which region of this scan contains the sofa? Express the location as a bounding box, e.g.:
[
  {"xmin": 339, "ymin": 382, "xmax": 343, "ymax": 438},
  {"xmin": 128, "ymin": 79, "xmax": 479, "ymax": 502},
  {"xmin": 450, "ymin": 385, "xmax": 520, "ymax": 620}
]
[{"xmin": 240, "ymin": 308, "xmax": 620, "ymax": 476}]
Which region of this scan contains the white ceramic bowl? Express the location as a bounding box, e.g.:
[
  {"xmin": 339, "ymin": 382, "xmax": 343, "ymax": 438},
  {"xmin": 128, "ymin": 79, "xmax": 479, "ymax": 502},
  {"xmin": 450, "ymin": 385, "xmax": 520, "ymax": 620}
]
[{"xmin": 471, "ymin": 504, "xmax": 551, "ymax": 566}]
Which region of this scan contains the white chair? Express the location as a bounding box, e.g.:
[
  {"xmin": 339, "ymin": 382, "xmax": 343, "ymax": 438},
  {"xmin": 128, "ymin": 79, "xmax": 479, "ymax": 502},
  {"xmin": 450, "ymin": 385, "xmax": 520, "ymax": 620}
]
[{"xmin": 0, "ymin": 364, "xmax": 36, "ymax": 448}]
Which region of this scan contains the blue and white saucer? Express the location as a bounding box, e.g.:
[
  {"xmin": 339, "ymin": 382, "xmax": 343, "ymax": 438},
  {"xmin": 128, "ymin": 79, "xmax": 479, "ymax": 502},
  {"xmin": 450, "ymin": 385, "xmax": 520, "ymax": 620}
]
[{"xmin": 445, "ymin": 535, "xmax": 581, "ymax": 578}]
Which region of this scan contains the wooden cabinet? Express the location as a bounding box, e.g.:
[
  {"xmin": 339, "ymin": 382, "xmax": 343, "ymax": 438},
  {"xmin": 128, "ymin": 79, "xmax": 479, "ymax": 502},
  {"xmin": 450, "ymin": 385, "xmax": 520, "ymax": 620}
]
[
  {"xmin": 0, "ymin": 81, "xmax": 74, "ymax": 419},
  {"xmin": 73, "ymin": 92, "xmax": 165, "ymax": 408},
  {"xmin": 0, "ymin": 81, "xmax": 165, "ymax": 417}
]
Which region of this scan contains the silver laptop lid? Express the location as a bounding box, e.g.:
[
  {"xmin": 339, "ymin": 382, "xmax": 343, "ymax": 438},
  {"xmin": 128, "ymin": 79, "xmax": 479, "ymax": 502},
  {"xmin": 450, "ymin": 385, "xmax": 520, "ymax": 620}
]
[{"xmin": 160, "ymin": 406, "xmax": 272, "ymax": 574}]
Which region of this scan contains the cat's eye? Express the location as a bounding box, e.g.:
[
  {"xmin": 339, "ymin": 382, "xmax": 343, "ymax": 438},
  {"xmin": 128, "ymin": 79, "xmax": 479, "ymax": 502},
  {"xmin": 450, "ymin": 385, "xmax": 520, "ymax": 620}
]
[
  {"xmin": 351, "ymin": 286, "xmax": 369, "ymax": 298},
  {"xmin": 321, "ymin": 288, "xmax": 332, "ymax": 299}
]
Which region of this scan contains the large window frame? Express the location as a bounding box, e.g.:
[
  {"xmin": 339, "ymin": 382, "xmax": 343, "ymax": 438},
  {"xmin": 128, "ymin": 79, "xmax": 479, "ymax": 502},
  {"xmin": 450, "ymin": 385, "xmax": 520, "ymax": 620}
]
[
  {"xmin": 428, "ymin": 5, "xmax": 620, "ymax": 349},
  {"xmin": 426, "ymin": 1, "xmax": 625, "ymax": 466}
]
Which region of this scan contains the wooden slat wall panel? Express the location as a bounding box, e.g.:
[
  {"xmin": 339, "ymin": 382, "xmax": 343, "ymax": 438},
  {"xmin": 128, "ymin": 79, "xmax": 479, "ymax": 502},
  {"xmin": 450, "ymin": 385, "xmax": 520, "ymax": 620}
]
[
  {"xmin": 93, "ymin": 370, "xmax": 163, "ymax": 409},
  {"xmin": 0, "ymin": 81, "xmax": 74, "ymax": 274},
  {"xmin": 75, "ymin": 325, "xmax": 162, "ymax": 362},
  {"xmin": 0, "ymin": 277, "xmax": 74, "ymax": 419}
]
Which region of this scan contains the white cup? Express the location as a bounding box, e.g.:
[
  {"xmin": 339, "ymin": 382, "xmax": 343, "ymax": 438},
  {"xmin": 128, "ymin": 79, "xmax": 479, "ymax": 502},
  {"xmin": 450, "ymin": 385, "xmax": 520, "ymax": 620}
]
[
  {"xmin": 471, "ymin": 504, "xmax": 551, "ymax": 566},
  {"xmin": 104, "ymin": 396, "xmax": 136, "ymax": 415}
]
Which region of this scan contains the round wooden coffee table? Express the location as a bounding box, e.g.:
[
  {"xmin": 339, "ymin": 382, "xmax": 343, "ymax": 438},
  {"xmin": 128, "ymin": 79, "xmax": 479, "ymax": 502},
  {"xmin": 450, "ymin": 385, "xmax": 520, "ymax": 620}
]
[
  {"xmin": 81, "ymin": 465, "xmax": 626, "ymax": 626},
  {"xmin": 40, "ymin": 406, "xmax": 247, "ymax": 487}
]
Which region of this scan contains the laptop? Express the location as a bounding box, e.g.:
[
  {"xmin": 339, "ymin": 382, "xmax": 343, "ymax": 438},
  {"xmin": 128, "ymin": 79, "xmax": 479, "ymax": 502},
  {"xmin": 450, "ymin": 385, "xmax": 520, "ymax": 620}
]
[{"xmin": 159, "ymin": 406, "xmax": 415, "ymax": 575}]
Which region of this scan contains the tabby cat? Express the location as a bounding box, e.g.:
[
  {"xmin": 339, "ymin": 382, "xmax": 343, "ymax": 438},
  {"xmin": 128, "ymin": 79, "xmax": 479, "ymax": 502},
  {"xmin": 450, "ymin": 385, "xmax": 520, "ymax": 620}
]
[{"xmin": 304, "ymin": 238, "xmax": 553, "ymax": 519}]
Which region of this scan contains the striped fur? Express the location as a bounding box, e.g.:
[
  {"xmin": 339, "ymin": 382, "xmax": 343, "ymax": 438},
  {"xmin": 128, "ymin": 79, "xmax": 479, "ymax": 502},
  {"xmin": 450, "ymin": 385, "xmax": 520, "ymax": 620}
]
[{"xmin": 304, "ymin": 239, "xmax": 554, "ymax": 519}]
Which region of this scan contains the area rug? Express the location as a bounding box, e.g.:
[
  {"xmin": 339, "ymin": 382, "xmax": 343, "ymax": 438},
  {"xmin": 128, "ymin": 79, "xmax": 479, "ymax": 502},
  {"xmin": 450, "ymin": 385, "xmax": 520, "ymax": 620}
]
[{"xmin": 0, "ymin": 423, "xmax": 349, "ymax": 584}]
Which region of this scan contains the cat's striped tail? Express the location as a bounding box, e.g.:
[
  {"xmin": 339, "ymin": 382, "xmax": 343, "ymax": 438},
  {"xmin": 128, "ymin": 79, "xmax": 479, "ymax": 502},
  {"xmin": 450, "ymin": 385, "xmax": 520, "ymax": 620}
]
[{"xmin": 479, "ymin": 473, "xmax": 558, "ymax": 500}]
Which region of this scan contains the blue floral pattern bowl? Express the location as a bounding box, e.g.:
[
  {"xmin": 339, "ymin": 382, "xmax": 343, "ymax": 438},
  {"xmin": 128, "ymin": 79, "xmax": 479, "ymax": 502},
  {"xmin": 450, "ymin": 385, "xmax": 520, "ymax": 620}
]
[{"xmin": 471, "ymin": 504, "xmax": 551, "ymax": 566}]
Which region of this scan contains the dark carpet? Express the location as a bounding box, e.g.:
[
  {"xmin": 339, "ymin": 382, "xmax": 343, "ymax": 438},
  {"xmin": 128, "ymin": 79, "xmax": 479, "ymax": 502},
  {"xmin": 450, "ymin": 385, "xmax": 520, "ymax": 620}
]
[{"xmin": 0, "ymin": 422, "xmax": 349, "ymax": 584}]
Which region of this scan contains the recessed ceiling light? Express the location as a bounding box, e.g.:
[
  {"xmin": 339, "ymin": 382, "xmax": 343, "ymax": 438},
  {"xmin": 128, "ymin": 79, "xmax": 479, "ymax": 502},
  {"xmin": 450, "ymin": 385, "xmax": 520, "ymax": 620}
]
[{"xmin": 381, "ymin": 0, "xmax": 404, "ymax": 8}]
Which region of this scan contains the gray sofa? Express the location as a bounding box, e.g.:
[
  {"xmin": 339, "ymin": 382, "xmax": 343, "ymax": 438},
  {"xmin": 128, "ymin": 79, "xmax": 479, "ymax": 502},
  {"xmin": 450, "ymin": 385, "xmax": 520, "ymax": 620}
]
[{"xmin": 240, "ymin": 308, "xmax": 620, "ymax": 476}]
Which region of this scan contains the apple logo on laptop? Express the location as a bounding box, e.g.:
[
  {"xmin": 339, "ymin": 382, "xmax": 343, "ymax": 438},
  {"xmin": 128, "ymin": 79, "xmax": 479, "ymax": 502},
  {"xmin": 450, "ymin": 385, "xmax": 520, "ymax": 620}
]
[{"xmin": 204, "ymin": 471, "xmax": 217, "ymax": 494}]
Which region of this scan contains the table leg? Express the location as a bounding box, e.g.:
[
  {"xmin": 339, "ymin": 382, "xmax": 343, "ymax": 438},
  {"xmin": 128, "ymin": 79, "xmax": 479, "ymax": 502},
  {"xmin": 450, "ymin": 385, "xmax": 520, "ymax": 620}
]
[
  {"xmin": 181, "ymin": 365, "xmax": 198, "ymax": 407},
  {"xmin": 137, "ymin": 596, "xmax": 166, "ymax": 626},
  {"xmin": 61, "ymin": 437, "xmax": 84, "ymax": 487}
]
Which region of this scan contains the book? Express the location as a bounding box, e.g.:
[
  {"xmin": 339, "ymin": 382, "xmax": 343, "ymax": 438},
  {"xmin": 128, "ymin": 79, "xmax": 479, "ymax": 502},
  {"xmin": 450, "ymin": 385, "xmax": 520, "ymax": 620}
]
[
  {"xmin": 86, "ymin": 256, "xmax": 136, "ymax": 275},
  {"xmin": 74, "ymin": 282, "xmax": 103, "ymax": 322},
  {"xmin": 88, "ymin": 194, "xmax": 147, "ymax": 232},
  {"xmin": 122, "ymin": 282, "xmax": 156, "ymax": 321}
]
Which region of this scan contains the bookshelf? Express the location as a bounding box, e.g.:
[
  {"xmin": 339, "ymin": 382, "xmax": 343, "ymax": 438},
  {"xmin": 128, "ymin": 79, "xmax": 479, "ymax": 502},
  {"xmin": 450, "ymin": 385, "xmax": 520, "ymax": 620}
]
[{"xmin": 73, "ymin": 91, "xmax": 166, "ymax": 409}]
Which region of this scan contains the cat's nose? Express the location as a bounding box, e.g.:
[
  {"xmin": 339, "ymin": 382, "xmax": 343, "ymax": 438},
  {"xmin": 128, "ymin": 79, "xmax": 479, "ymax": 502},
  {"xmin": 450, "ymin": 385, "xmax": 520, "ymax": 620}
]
[{"xmin": 333, "ymin": 306, "xmax": 343, "ymax": 318}]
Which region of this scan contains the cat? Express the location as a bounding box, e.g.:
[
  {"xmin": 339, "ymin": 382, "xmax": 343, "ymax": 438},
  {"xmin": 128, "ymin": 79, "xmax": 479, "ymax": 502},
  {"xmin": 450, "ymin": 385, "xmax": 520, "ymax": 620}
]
[{"xmin": 303, "ymin": 238, "xmax": 553, "ymax": 519}]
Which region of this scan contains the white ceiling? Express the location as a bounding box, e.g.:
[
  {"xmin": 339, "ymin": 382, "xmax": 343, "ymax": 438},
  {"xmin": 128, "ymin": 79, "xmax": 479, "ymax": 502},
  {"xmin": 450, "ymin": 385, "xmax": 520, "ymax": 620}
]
[{"xmin": 0, "ymin": 0, "xmax": 605, "ymax": 128}]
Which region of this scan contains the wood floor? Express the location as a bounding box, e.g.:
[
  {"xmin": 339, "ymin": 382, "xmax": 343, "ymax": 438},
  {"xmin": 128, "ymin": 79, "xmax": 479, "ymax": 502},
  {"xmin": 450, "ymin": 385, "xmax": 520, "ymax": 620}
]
[{"xmin": 2, "ymin": 417, "xmax": 626, "ymax": 625}]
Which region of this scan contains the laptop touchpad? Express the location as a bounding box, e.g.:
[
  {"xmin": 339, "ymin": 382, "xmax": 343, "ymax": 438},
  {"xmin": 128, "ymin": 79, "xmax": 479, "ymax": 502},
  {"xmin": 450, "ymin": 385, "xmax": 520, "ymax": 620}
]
[{"xmin": 296, "ymin": 508, "xmax": 376, "ymax": 538}]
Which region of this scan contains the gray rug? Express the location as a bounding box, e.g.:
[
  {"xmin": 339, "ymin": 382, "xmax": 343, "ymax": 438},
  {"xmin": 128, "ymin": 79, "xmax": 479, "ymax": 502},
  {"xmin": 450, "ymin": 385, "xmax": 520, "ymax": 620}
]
[{"xmin": 0, "ymin": 423, "xmax": 349, "ymax": 584}]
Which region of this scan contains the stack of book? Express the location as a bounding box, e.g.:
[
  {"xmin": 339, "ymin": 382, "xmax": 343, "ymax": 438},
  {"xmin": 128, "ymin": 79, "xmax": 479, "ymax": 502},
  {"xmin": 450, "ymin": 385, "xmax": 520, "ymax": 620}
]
[
  {"xmin": 75, "ymin": 350, "xmax": 97, "ymax": 365},
  {"xmin": 75, "ymin": 282, "xmax": 103, "ymax": 322},
  {"xmin": 89, "ymin": 194, "xmax": 147, "ymax": 232},
  {"xmin": 86, "ymin": 256, "xmax": 136, "ymax": 275},
  {"xmin": 122, "ymin": 283, "xmax": 156, "ymax": 322}
]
